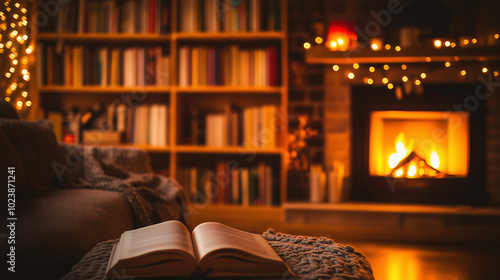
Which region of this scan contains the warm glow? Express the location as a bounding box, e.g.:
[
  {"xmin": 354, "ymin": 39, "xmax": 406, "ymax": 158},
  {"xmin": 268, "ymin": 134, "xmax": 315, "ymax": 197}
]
[
  {"xmin": 369, "ymin": 66, "xmax": 375, "ymax": 72},
  {"xmin": 407, "ymin": 164, "xmax": 417, "ymax": 177},
  {"xmin": 383, "ymin": 64, "xmax": 389, "ymax": 70},
  {"xmin": 430, "ymin": 151, "xmax": 440, "ymax": 169},
  {"xmin": 420, "ymin": 73, "xmax": 426, "ymax": 79},
  {"xmin": 348, "ymin": 72, "xmax": 355, "ymax": 79},
  {"xmin": 385, "ymin": 44, "xmax": 391, "ymax": 50},
  {"xmin": 461, "ymin": 70, "xmax": 466, "ymax": 76},
  {"xmin": 387, "ymin": 83, "xmax": 394, "ymax": 89},
  {"xmin": 472, "ymin": 38, "xmax": 477, "ymax": 44},
  {"xmin": 445, "ymin": 62, "xmax": 451, "ymax": 67},
  {"xmin": 370, "ymin": 111, "xmax": 470, "ymax": 177},
  {"xmin": 382, "ymin": 78, "xmax": 389, "ymax": 84},
  {"xmin": 494, "ymin": 71, "xmax": 499, "ymax": 77},
  {"xmin": 332, "ymin": 65, "xmax": 339, "ymax": 71},
  {"xmin": 371, "ymin": 43, "xmax": 379, "ymax": 50},
  {"xmin": 353, "ymin": 63, "xmax": 359, "ymax": 69},
  {"xmin": 495, "ymin": 34, "xmax": 499, "ymax": 40},
  {"xmin": 330, "ymin": 41, "xmax": 337, "ymax": 48},
  {"xmin": 402, "ymin": 76, "xmax": 408, "ymax": 82},
  {"xmin": 482, "ymin": 67, "xmax": 488, "ymax": 73},
  {"xmin": 414, "ymin": 79, "xmax": 421, "ymax": 86},
  {"xmin": 337, "ymin": 38, "xmax": 344, "ymax": 45},
  {"xmin": 303, "ymin": 42, "xmax": 311, "ymax": 49},
  {"xmin": 450, "ymin": 42, "xmax": 456, "ymax": 48},
  {"xmin": 401, "ymin": 64, "xmax": 407, "ymax": 70},
  {"xmin": 433, "ymin": 39, "xmax": 442, "ymax": 48},
  {"xmin": 395, "ymin": 169, "xmax": 403, "ymax": 177},
  {"xmin": 395, "ymin": 46, "xmax": 401, "ymax": 51},
  {"xmin": 444, "ymin": 41, "xmax": 451, "ymax": 47},
  {"xmin": 315, "ymin": 37, "xmax": 323, "ymax": 44},
  {"xmin": 425, "ymin": 57, "xmax": 432, "ymax": 62},
  {"xmin": 463, "ymin": 39, "xmax": 469, "ymax": 45}
]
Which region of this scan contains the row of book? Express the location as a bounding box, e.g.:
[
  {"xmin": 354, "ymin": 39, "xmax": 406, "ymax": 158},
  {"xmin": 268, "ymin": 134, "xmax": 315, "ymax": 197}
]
[
  {"xmin": 47, "ymin": 103, "xmax": 168, "ymax": 147},
  {"xmin": 40, "ymin": 0, "xmax": 170, "ymax": 34},
  {"xmin": 37, "ymin": 44, "xmax": 170, "ymax": 87},
  {"xmin": 177, "ymin": 162, "xmax": 279, "ymax": 206},
  {"xmin": 179, "ymin": 0, "xmax": 281, "ymax": 33},
  {"xmin": 184, "ymin": 104, "xmax": 281, "ymax": 148},
  {"xmin": 178, "ymin": 45, "xmax": 279, "ymax": 87}
]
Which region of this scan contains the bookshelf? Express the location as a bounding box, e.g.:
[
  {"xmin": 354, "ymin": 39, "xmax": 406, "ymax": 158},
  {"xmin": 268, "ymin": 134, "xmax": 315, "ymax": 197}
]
[{"xmin": 33, "ymin": 0, "xmax": 288, "ymax": 211}]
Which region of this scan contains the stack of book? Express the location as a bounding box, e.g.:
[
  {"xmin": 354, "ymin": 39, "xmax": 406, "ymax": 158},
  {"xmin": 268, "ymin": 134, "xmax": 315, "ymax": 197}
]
[
  {"xmin": 46, "ymin": 103, "xmax": 168, "ymax": 147},
  {"xmin": 112, "ymin": 103, "xmax": 169, "ymax": 146},
  {"xmin": 177, "ymin": 161, "xmax": 278, "ymax": 206},
  {"xmin": 40, "ymin": 0, "xmax": 170, "ymax": 34},
  {"xmin": 185, "ymin": 104, "xmax": 280, "ymax": 148},
  {"xmin": 179, "ymin": 0, "xmax": 281, "ymax": 32},
  {"xmin": 37, "ymin": 45, "xmax": 170, "ymax": 87},
  {"xmin": 178, "ymin": 45, "xmax": 279, "ymax": 87}
]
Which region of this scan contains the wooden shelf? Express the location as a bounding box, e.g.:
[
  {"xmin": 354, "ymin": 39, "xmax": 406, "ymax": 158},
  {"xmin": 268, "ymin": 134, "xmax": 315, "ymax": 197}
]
[
  {"xmin": 306, "ymin": 45, "xmax": 500, "ymax": 64},
  {"xmin": 175, "ymin": 145, "xmax": 282, "ymax": 155},
  {"xmin": 175, "ymin": 32, "xmax": 283, "ymax": 41},
  {"xmin": 37, "ymin": 33, "xmax": 172, "ymax": 42},
  {"xmin": 176, "ymin": 86, "xmax": 282, "ymax": 94},
  {"xmin": 40, "ymin": 86, "xmax": 171, "ymax": 94}
]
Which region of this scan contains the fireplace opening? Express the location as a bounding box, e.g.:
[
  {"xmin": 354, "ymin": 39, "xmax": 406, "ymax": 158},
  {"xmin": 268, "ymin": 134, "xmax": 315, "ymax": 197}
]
[
  {"xmin": 369, "ymin": 111, "xmax": 469, "ymax": 179},
  {"xmin": 351, "ymin": 84, "xmax": 486, "ymax": 205}
]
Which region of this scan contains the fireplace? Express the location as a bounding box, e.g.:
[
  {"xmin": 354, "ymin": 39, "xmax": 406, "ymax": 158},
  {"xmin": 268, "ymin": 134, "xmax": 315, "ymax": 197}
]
[{"xmin": 351, "ymin": 84, "xmax": 486, "ymax": 205}]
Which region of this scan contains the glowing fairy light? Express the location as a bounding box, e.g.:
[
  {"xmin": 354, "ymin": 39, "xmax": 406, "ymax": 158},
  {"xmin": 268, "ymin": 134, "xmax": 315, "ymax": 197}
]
[
  {"xmin": 421, "ymin": 73, "xmax": 427, "ymax": 79},
  {"xmin": 332, "ymin": 65, "xmax": 339, "ymax": 71},
  {"xmin": 348, "ymin": 72, "xmax": 355, "ymax": 79},
  {"xmin": 303, "ymin": 42, "xmax": 311, "ymax": 49},
  {"xmin": 369, "ymin": 66, "xmax": 375, "ymax": 72},
  {"xmin": 382, "ymin": 78, "xmax": 388, "ymax": 84},
  {"xmin": 353, "ymin": 63, "xmax": 359, "ymax": 69}
]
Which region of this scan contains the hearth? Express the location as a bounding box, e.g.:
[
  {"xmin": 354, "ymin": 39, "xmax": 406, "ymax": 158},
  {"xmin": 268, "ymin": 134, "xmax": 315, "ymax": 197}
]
[{"xmin": 351, "ymin": 84, "xmax": 486, "ymax": 205}]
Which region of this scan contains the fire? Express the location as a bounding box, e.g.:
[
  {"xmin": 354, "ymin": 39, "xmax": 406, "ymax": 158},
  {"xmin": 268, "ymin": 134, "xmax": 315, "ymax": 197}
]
[
  {"xmin": 430, "ymin": 151, "xmax": 440, "ymax": 169},
  {"xmin": 387, "ymin": 133, "xmax": 441, "ymax": 178}
]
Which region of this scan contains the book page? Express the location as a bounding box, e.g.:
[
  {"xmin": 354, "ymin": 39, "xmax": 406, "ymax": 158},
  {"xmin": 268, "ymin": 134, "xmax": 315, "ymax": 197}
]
[
  {"xmin": 192, "ymin": 222, "xmax": 282, "ymax": 262},
  {"xmin": 118, "ymin": 220, "xmax": 196, "ymax": 261}
]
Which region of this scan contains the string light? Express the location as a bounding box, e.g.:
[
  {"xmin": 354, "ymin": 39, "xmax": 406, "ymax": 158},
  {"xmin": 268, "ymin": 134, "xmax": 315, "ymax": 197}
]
[
  {"xmin": 461, "ymin": 70, "xmax": 467, "ymax": 76},
  {"xmin": 426, "ymin": 57, "xmax": 432, "ymax": 62},
  {"xmin": 385, "ymin": 44, "xmax": 391, "ymax": 50},
  {"xmin": 444, "ymin": 41, "xmax": 451, "ymax": 47},
  {"xmin": 495, "ymin": 34, "xmax": 499, "ymax": 40},
  {"xmin": 395, "ymin": 46, "xmax": 401, "ymax": 51},
  {"xmin": 315, "ymin": 37, "xmax": 323, "ymax": 44},
  {"xmin": 383, "ymin": 64, "xmax": 389, "ymax": 70},
  {"xmin": 414, "ymin": 79, "xmax": 421, "ymax": 86},
  {"xmin": 348, "ymin": 72, "xmax": 355, "ymax": 79},
  {"xmin": 332, "ymin": 65, "xmax": 339, "ymax": 71},
  {"xmin": 382, "ymin": 78, "xmax": 389, "ymax": 84},
  {"xmin": 482, "ymin": 67, "xmax": 488, "ymax": 73},
  {"xmin": 401, "ymin": 64, "xmax": 407, "ymax": 70},
  {"xmin": 433, "ymin": 39, "xmax": 442, "ymax": 48},
  {"xmin": 402, "ymin": 76, "xmax": 408, "ymax": 82},
  {"xmin": 445, "ymin": 62, "xmax": 451, "ymax": 67},
  {"xmin": 494, "ymin": 71, "xmax": 499, "ymax": 77},
  {"xmin": 303, "ymin": 42, "xmax": 311, "ymax": 49},
  {"xmin": 387, "ymin": 83, "xmax": 394, "ymax": 89},
  {"xmin": 421, "ymin": 73, "xmax": 427, "ymax": 79},
  {"xmin": 369, "ymin": 66, "xmax": 375, "ymax": 73},
  {"xmin": 1, "ymin": 0, "xmax": 31, "ymax": 113},
  {"xmin": 353, "ymin": 63, "xmax": 359, "ymax": 69}
]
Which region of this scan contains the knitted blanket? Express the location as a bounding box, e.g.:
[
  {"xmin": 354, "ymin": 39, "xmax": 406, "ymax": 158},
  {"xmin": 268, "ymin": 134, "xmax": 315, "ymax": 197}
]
[
  {"xmin": 263, "ymin": 229, "xmax": 374, "ymax": 280},
  {"xmin": 58, "ymin": 144, "xmax": 189, "ymax": 227},
  {"xmin": 63, "ymin": 229, "xmax": 374, "ymax": 280}
]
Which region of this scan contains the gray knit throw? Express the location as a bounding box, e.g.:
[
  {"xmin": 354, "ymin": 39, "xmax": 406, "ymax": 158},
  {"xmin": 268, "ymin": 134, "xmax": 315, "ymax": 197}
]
[
  {"xmin": 63, "ymin": 230, "xmax": 374, "ymax": 280},
  {"xmin": 262, "ymin": 229, "xmax": 374, "ymax": 280}
]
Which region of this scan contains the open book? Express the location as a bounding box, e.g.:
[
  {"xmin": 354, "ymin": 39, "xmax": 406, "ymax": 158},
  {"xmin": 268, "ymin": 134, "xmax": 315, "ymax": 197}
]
[{"xmin": 105, "ymin": 220, "xmax": 292, "ymax": 278}]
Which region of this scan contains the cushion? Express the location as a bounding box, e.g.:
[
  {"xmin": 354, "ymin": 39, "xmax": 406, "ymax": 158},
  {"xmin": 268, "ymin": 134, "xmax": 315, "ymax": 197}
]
[
  {"xmin": 0, "ymin": 131, "xmax": 30, "ymax": 197},
  {"xmin": 12, "ymin": 188, "xmax": 134, "ymax": 277},
  {"xmin": 0, "ymin": 119, "xmax": 64, "ymax": 192},
  {"xmin": 0, "ymin": 100, "xmax": 20, "ymax": 119}
]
